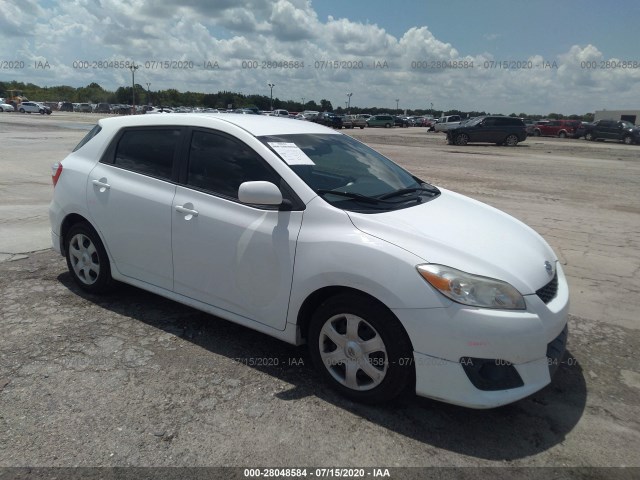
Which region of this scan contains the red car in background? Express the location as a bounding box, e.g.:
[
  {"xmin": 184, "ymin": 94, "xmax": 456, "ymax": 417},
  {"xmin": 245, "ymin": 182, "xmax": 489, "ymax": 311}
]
[{"xmin": 532, "ymin": 119, "xmax": 581, "ymax": 138}]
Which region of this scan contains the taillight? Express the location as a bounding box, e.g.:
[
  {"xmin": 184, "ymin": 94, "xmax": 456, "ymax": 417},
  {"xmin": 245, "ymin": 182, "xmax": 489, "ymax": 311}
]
[{"xmin": 51, "ymin": 163, "xmax": 63, "ymax": 187}]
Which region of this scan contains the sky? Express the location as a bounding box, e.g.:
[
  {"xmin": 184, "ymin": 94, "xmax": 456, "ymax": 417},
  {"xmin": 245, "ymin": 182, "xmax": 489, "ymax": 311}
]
[{"xmin": 1, "ymin": 0, "xmax": 639, "ymax": 114}]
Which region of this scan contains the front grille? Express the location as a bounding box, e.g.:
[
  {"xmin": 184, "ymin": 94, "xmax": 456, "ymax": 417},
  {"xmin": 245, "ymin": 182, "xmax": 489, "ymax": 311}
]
[{"xmin": 536, "ymin": 272, "xmax": 558, "ymax": 304}]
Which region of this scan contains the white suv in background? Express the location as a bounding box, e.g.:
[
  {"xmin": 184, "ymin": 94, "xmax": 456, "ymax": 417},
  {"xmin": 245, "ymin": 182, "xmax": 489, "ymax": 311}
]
[
  {"xmin": 49, "ymin": 113, "xmax": 569, "ymax": 408},
  {"xmin": 18, "ymin": 101, "xmax": 52, "ymax": 114}
]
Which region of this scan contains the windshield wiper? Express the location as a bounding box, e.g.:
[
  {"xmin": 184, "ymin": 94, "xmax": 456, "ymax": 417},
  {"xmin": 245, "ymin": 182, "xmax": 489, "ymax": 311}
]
[
  {"xmin": 377, "ymin": 185, "xmax": 439, "ymax": 200},
  {"xmin": 316, "ymin": 189, "xmax": 386, "ymax": 205}
]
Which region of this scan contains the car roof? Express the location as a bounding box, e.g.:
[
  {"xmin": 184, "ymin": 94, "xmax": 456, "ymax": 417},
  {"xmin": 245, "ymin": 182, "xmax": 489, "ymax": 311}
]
[{"xmin": 96, "ymin": 113, "xmax": 341, "ymax": 137}]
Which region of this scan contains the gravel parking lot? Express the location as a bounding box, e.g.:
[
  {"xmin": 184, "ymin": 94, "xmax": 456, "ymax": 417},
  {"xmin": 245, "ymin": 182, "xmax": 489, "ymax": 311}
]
[{"xmin": 0, "ymin": 113, "xmax": 639, "ymax": 473}]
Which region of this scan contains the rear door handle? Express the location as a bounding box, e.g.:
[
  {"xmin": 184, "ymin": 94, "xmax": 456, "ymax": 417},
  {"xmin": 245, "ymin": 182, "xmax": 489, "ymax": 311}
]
[
  {"xmin": 92, "ymin": 179, "xmax": 110, "ymax": 190},
  {"xmin": 175, "ymin": 205, "xmax": 199, "ymax": 217}
]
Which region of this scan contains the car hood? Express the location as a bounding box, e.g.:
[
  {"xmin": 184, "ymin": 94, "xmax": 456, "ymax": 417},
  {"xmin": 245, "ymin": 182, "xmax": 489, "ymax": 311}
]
[{"xmin": 346, "ymin": 189, "xmax": 557, "ymax": 294}]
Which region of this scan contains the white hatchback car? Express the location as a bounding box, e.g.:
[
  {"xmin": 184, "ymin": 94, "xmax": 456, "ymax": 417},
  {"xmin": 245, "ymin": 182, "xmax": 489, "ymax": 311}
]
[{"xmin": 49, "ymin": 114, "xmax": 569, "ymax": 408}]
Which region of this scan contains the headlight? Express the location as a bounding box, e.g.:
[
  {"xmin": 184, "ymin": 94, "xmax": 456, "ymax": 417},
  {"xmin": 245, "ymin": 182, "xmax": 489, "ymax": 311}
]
[{"xmin": 417, "ymin": 264, "xmax": 526, "ymax": 310}]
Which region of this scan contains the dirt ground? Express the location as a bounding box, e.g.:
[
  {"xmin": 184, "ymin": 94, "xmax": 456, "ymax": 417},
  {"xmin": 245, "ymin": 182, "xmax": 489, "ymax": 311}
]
[{"xmin": 0, "ymin": 113, "xmax": 639, "ymax": 474}]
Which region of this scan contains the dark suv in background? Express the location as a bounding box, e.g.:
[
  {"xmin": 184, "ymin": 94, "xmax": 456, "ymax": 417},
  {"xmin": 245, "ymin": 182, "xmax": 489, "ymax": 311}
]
[
  {"xmin": 311, "ymin": 112, "xmax": 343, "ymax": 129},
  {"xmin": 446, "ymin": 116, "xmax": 527, "ymax": 146},
  {"xmin": 584, "ymin": 119, "xmax": 640, "ymax": 145}
]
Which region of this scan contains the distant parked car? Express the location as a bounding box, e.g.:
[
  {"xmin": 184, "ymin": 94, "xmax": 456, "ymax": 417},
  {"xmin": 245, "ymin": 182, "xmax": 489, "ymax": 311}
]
[
  {"xmin": 59, "ymin": 102, "xmax": 74, "ymax": 112},
  {"xmin": 572, "ymin": 122, "xmax": 590, "ymax": 139},
  {"xmin": 584, "ymin": 119, "xmax": 640, "ymax": 145},
  {"xmin": 345, "ymin": 115, "xmax": 366, "ymax": 129},
  {"xmin": 74, "ymin": 103, "xmax": 92, "ymax": 113},
  {"xmin": 446, "ymin": 116, "xmax": 527, "ymax": 146},
  {"xmin": 272, "ymin": 109, "xmax": 290, "ymax": 117},
  {"xmin": 394, "ymin": 116, "xmax": 410, "ymax": 128},
  {"xmin": 18, "ymin": 102, "xmax": 51, "ymax": 114},
  {"xmin": 311, "ymin": 112, "xmax": 343, "ymax": 129},
  {"xmin": 367, "ymin": 115, "xmax": 395, "ymax": 128},
  {"xmin": 414, "ymin": 117, "xmax": 433, "ymax": 127},
  {"xmin": 338, "ymin": 115, "xmax": 353, "ymax": 129},
  {"xmin": 0, "ymin": 102, "xmax": 15, "ymax": 112},
  {"xmin": 434, "ymin": 115, "xmax": 462, "ymax": 132},
  {"xmin": 144, "ymin": 106, "xmax": 173, "ymax": 114},
  {"xmin": 95, "ymin": 103, "xmax": 112, "ymax": 113},
  {"xmin": 532, "ymin": 119, "xmax": 580, "ymax": 138}
]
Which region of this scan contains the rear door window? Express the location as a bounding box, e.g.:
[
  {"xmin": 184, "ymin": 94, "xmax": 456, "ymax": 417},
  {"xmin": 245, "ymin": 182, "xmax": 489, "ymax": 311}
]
[{"xmin": 112, "ymin": 129, "xmax": 182, "ymax": 181}]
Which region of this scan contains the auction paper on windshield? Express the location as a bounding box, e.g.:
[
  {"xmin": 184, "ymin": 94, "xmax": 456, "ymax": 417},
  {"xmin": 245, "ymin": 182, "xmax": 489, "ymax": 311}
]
[{"xmin": 268, "ymin": 142, "xmax": 315, "ymax": 165}]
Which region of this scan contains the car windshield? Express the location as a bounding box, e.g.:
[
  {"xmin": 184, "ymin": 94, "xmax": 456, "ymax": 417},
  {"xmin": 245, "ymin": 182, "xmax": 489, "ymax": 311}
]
[
  {"xmin": 260, "ymin": 133, "xmax": 439, "ymax": 213},
  {"xmin": 620, "ymin": 121, "xmax": 635, "ymax": 128},
  {"xmin": 464, "ymin": 117, "xmax": 483, "ymax": 126}
]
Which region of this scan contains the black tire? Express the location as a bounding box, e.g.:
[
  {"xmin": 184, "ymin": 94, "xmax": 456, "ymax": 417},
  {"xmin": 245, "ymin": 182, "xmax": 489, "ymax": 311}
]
[
  {"xmin": 558, "ymin": 131, "xmax": 567, "ymax": 138},
  {"xmin": 454, "ymin": 133, "xmax": 469, "ymax": 146},
  {"xmin": 65, "ymin": 222, "xmax": 114, "ymax": 293},
  {"xmin": 623, "ymin": 135, "xmax": 633, "ymax": 145},
  {"xmin": 384, "ymin": 123, "xmax": 391, "ymax": 128},
  {"xmin": 19, "ymin": 108, "xmax": 25, "ymax": 113},
  {"xmin": 39, "ymin": 110, "xmax": 45, "ymax": 115},
  {"xmin": 359, "ymin": 126, "xmax": 364, "ymax": 129},
  {"xmin": 585, "ymin": 132, "xmax": 595, "ymax": 141},
  {"xmin": 505, "ymin": 134, "xmax": 519, "ymax": 146},
  {"xmin": 533, "ymin": 129, "xmax": 541, "ymax": 136},
  {"xmin": 308, "ymin": 293, "xmax": 414, "ymax": 404},
  {"xmin": 46, "ymin": 111, "xmax": 51, "ymax": 115}
]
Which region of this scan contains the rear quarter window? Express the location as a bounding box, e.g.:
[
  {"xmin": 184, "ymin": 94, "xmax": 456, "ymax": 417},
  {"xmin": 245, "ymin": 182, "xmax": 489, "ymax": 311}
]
[{"xmin": 73, "ymin": 124, "xmax": 102, "ymax": 152}]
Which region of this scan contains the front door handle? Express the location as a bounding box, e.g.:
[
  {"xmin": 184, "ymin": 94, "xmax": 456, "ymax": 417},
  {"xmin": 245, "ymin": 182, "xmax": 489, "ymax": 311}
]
[{"xmin": 175, "ymin": 205, "xmax": 199, "ymax": 217}]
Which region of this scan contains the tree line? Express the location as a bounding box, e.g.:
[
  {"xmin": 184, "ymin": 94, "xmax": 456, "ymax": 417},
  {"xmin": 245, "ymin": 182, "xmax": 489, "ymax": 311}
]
[{"xmin": 0, "ymin": 80, "xmax": 594, "ymax": 120}]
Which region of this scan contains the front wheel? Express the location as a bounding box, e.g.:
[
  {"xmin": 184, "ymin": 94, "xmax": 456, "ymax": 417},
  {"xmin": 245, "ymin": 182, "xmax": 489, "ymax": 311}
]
[
  {"xmin": 623, "ymin": 135, "xmax": 633, "ymax": 145},
  {"xmin": 585, "ymin": 132, "xmax": 594, "ymax": 141},
  {"xmin": 558, "ymin": 131, "xmax": 567, "ymax": 138},
  {"xmin": 384, "ymin": 123, "xmax": 391, "ymax": 128},
  {"xmin": 308, "ymin": 293, "xmax": 414, "ymax": 404},
  {"xmin": 505, "ymin": 134, "xmax": 519, "ymax": 146},
  {"xmin": 19, "ymin": 108, "xmax": 25, "ymax": 113},
  {"xmin": 65, "ymin": 222, "xmax": 114, "ymax": 293},
  {"xmin": 359, "ymin": 126, "xmax": 364, "ymax": 129},
  {"xmin": 454, "ymin": 133, "xmax": 469, "ymax": 146}
]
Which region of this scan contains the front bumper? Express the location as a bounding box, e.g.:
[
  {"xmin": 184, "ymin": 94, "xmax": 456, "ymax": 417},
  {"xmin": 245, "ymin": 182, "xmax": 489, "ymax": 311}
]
[{"xmin": 392, "ymin": 264, "xmax": 570, "ymax": 408}]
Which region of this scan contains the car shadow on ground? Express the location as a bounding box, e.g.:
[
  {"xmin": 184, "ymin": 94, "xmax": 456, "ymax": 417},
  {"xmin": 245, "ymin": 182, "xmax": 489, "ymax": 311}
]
[{"xmin": 59, "ymin": 273, "xmax": 587, "ymax": 461}]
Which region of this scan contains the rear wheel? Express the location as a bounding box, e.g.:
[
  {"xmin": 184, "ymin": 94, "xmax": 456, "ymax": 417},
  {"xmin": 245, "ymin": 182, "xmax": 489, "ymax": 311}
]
[
  {"xmin": 308, "ymin": 293, "xmax": 414, "ymax": 404},
  {"xmin": 533, "ymin": 129, "xmax": 541, "ymax": 136},
  {"xmin": 19, "ymin": 108, "xmax": 25, "ymax": 113},
  {"xmin": 505, "ymin": 134, "xmax": 519, "ymax": 146},
  {"xmin": 65, "ymin": 222, "xmax": 114, "ymax": 293}
]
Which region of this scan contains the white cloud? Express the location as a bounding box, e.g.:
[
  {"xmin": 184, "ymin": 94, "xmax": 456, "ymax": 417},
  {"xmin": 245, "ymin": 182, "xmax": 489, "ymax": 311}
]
[{"xmin": 1, "ymin": 0, "xmax": 637, "ymax": 114}]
